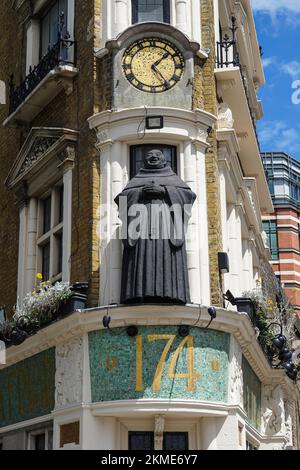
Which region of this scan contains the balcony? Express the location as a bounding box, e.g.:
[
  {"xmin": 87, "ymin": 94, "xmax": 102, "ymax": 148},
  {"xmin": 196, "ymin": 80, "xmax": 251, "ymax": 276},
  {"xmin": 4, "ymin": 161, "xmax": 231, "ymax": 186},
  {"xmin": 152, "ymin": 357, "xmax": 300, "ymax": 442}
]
[
  {"xmin": 3, "ymin": 35, "xmax": 77, "ymax": 128},
  {"xmin": 215, "ymin": 18, "xmax": 272, "ymax": 214}
]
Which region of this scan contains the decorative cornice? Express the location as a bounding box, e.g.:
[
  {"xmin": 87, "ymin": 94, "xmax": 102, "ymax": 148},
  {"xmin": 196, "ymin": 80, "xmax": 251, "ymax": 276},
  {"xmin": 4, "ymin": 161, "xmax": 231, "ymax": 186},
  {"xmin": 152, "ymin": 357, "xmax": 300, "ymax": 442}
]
[
  {"xmin": 5, "ymin": 128, "xmax": 79, "ymax": 191},
  {"xmin": 18, "ymin": 136, "xmax": 58, "ymax": 176}
]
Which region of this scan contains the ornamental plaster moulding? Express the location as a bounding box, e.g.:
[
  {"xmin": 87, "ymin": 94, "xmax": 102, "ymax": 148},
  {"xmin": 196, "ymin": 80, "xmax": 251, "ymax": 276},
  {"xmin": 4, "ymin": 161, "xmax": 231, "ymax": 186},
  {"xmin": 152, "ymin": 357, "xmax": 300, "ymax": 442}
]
[
  {"xmin": 5, "ymin": 127, "xmax": 79, "ymax": 191},
  {"xmin": 96, "ymin": 22, "xmax": 204, "ymax": 58}
]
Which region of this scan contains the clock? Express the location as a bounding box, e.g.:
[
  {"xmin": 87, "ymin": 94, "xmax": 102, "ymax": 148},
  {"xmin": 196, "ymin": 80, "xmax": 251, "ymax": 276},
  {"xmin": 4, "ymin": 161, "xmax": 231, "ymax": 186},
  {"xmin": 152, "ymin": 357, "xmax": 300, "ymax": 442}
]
[{"xmin": 122, "ymin": 37, "xmax": 185, "ymax": 93}]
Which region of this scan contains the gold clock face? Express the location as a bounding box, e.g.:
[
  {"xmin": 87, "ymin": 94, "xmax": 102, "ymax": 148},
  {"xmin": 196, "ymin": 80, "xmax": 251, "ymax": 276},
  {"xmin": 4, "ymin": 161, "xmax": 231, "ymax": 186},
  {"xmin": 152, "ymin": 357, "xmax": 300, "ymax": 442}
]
[{"xmin": 122, "ymin": 38, "xmax": 185, "ymax": 93}]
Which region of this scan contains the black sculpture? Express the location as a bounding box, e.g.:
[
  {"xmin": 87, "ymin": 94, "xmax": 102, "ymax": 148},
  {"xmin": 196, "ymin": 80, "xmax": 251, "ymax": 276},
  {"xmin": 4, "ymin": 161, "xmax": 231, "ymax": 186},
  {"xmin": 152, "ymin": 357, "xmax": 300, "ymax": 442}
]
[{"xmin": 115, "ymin": 149, "xmax": 196, "ymax": 304}]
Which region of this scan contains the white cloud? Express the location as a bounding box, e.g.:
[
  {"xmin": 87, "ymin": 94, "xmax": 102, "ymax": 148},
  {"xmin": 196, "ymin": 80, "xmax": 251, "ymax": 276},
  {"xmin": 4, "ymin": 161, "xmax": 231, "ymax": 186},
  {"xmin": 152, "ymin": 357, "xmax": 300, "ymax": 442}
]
[
  {"xmin": 262, "ymin": 57, "xmax": 277, "ymax": 69},
  {"xmin": 281, "ymin": 61, "xmax": 300, "ymax": 80},
  {"xmin": 252, "ymin": 0, "xmax": 300, "ymax": 14},
  {"xmin": 258, "ymin": 121, "xmax": 300, "ymax": 156},
  {"xmin": 252, "ymin": 0, "xmax": 300, "ymax": 26}
]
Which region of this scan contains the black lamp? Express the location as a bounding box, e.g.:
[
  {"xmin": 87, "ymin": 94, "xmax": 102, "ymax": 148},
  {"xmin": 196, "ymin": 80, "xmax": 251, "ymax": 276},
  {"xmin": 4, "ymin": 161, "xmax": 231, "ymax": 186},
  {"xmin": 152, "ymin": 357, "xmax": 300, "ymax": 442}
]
[
  {"xmin": 223, "ymin": 290, "xmax": 237, "ymax": 306},
  {"xmin": 272, "ymin": 334, "xmax": 287, "ymax": 350},
  {"xmin": 102, "ymin": 315, "xmax": 111, "ymax": 329},
  {"xmin": 126, "ymin": 325, "xmax": 138, "ymax": 337},
  {"xmin": 178, "ymin": 325, "xmax": 190, "ymax": 337},
  {"xmin": 278, "ymin": 347, "xmax": 293, "ymax": 363},
  {"xmin": 218, "ymin": 252, "xmax": 229, "ymax": 274},
  {"xmin": 145, "ymin": 116, "xmax": 164, "ymax": 130},
  {"xmin": 282, "ymin": 361, "xmax": 298, "ymax": 381}
]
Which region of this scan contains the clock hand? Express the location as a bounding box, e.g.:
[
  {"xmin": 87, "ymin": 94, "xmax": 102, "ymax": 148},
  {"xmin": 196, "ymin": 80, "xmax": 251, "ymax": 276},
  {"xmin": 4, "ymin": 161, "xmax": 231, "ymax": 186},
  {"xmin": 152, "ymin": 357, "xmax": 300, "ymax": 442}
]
[
  {"xmin": 151, "ymin": 64, "xmax": 170, "ymax": 88},
  {"xmin": 153, "ymin": 52, "xmax": 170, "ymax": 68}
]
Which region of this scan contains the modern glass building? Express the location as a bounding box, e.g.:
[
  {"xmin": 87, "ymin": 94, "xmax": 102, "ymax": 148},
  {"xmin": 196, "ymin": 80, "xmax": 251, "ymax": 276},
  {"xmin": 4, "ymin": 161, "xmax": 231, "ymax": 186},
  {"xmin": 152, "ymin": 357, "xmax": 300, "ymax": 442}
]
[{"xmin": 262, "ymin": 152, "xmax": 300, "ymax": 312}]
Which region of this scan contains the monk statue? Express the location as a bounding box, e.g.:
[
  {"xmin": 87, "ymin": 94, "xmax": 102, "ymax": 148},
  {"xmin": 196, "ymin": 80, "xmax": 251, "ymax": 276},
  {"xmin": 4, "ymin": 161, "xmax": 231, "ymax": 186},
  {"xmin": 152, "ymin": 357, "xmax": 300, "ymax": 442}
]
[{"xmin": 115, "ymin": 149, "xmax": 196, "ymax": 304}]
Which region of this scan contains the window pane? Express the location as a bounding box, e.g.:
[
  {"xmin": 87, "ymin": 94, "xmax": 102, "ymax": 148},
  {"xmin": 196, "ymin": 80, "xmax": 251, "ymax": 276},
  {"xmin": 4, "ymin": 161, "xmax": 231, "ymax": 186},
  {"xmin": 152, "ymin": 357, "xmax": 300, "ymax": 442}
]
[
  {"xmin": 43, "ymin": 196, "xmax": 52, "ymax": 234},
  {"xmin": 130, "ymin": 144, "xmax": 177, "ymax": 178},
  {"xmin": 133, "ymin": 0, "xmax": 170, "ymax": 23},
  {"xmin": 262, "ymin": 220, "xmax": 278, "ymax": 260},
  {"xmin": 128, "ymin": 432, "xmax": 154, "ymax": 450},
  {"xmin": 54, "ymin": 233, "xmax": 63, "ymax": 276},
  {"xmin": 50, "ymin": 2, "xmax": 59, "ymax": 46},
  {"xmin": 59, "ymin": 186, "xmax": 64, "ymax": 223},
  {"xmin": 42, "ymin": 243, "xmax": 50, "ymax": 281},
  {"xmin": 163, "ymin": 432, "xmax": 188, "ymax": 451},
  {"xmin": 35, "ymin": 433, "xmax": 46, "ymax": 450},
  {"xmin": 41, "ymin": 14, "xmax": 50, "ymax": 57}
]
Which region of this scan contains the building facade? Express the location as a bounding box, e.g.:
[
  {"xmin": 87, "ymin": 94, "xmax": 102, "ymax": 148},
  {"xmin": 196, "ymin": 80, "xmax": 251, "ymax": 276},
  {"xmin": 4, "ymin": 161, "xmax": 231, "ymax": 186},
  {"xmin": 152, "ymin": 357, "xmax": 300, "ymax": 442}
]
[
  {"xmin": 262, "ymin": 152, "xmax": 300, "ymax": 317},
  {"xmin": 0, "ymin": 0, "xmax": 299, "ymax": 450}
]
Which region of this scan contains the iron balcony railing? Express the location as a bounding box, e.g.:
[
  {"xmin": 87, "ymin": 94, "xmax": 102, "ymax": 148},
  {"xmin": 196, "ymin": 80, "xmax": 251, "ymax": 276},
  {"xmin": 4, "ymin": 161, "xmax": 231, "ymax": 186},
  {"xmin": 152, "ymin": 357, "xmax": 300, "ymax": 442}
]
[
  {"xmin": 216, "ymin": 16, "xmax": 260, "ymax": 149},
  {"xmin": 216, "ymin": 16, "xmax": 240, "ymax": 68},
  {"xmin": 9, "ymin": 33, "xmax": 77, "ymax": 115}
]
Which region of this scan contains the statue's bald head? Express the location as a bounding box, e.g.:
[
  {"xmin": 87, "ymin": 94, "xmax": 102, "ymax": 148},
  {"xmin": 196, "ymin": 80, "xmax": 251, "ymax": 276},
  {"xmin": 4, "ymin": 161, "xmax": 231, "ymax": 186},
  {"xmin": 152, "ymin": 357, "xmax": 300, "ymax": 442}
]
[{"xmin": 144, "ymin": 149, "xmax": 167, "ymax": 169}]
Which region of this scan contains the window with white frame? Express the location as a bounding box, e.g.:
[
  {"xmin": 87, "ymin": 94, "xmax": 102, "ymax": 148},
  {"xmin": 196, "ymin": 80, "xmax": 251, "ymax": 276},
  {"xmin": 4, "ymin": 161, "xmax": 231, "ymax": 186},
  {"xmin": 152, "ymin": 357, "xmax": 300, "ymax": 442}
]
[
  {"xmin": 37, "ymin": 184, "xmax": 64, "ymax": 283},
  {"xmin": 27, "ymin": 427, "xmax": 53, "ymax": 450},
  {"xmin": 132, "ymin": 0, "xmax": 171, "ymax": 24},
  {"xmin": 5, "ymin": 127, "xmax": 77, "ymax": 302}
]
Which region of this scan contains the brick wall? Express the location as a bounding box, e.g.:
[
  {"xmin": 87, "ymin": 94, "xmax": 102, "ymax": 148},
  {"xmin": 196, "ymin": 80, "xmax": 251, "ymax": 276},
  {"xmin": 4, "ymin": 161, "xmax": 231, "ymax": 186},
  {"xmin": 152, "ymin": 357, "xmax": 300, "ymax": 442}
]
[
  {"xmin": 198, "ymin": 0, "xmax": 223, "ymax": 306},
  {"xmin": 0, "ymin": 0, "xmax": 105, "ymax": 312},
  {"xmin": 0, "ymin": 1, "xmax": 24, "ymax": 316}
]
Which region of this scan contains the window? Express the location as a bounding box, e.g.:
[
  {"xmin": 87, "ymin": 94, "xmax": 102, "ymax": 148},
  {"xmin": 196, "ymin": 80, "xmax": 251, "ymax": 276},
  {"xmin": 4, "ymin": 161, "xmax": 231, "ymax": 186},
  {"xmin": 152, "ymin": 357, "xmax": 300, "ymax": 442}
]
[
  {"xmin": 37, "ymin": 185, "xmax": 64, "ymax": 282},
  {"xmin": 266, "ymin": 169, "xmax": 274, "ymax": 196},
  {"xmin": 128, "ymin": 432, "xmax": 188, "ymax": 450},
  {"xmin": 163, "ymin": 432, "xmax": 188, "ymax": 450},
  {"xmin": 132, "ymin": 0, "xmax": 170, "ymax": 24},
  {"xmin": 129, "ymin": 432, "xmax": 154, "ymax": 450},
  {"xmin": 130, "ymin": 144, "xmax": 177, "ymax": 178},
  {"xmin": 27, "ymin": 428, "xmax": 53, "ymax": 450},
  {"xmin": 40, "ymin": 0, "xmax": 68, "ymax": 58},
  {"xmin": 262, "ymin": 220, "xmax": 279, "ymax": 260}
]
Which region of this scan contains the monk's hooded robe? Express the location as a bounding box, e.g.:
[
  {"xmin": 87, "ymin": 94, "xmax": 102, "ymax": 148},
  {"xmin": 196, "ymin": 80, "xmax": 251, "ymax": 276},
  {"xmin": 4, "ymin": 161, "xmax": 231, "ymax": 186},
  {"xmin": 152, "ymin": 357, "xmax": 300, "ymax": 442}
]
[{"xmin": 115, "ymin": 165, "xmax": 196, "ymax": 304}]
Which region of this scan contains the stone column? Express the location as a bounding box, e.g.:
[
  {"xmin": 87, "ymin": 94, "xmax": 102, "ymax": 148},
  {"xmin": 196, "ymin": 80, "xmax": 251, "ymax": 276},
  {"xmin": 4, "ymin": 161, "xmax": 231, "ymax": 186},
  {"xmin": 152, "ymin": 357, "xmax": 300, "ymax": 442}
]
[
  {"xmin": 191, "ymin": 0, "xmax": 201, "ymax": 43},
  {"xmin": 62, "ymin": 159, "xmax": 74, "ymax": 282},
  {"xmin": 113, "ymin": 0, "xmax": 130, "ymax": 37},
  {"xmin": 154, "ymin": 415, "xmax": 165, "ymax": 451},
  {"xmin": 227, "ymin": 201, "xmax": 243, "ymax": 297},
  {"xmin": 242, "ymin": 239, "xmax": 252, "ymax": 293},
  {"xmin": 183, "ymin": 140, "xmax": 201, "ymax": 304},
  {"xmin": 17, "ymin": 200, "xmax": 28, "ymax": 303},
  {"xmin": 97, "ymin": 139, "xmax": 113, "ymax": 306},
  {"xmin": 26, "ymin": 197, "xmax": 38, "ymax": 295},
  {"xmin": 175, "ymin": 0, "xmax": 191, "ymax": 37},
  {"xmin": 110, "ymin": 141, "xmax": 124, "ymax": 304},
  {"xmin": 195, "ymin": 141, "xmax": 210, "ymax": 305}
]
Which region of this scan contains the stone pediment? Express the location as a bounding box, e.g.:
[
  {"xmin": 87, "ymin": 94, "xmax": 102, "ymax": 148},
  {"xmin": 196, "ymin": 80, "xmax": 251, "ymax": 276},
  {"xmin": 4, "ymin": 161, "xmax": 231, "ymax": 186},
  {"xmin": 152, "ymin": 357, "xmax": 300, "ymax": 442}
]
[{"xmin": 5, "ymin": 127, "xmax": 78, "ymax": 191}]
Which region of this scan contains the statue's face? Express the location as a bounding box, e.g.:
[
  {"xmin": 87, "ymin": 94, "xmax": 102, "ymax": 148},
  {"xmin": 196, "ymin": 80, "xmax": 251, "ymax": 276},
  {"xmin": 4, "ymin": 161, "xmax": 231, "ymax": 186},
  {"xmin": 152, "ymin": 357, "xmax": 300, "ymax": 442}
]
[{"xmin": 145, "ymin": 149, "xmax": 166, "ymax": 169}]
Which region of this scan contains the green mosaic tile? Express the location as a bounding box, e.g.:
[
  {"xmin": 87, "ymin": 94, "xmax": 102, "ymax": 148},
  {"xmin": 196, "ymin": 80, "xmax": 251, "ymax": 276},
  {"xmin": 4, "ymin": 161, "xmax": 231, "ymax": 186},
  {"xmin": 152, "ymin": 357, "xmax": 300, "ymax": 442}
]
[
  {"xmin": 0, "ymin": 349, "xmax": 55, "ymax": 428},
  {"xmin": 89, "ymin": 326, "xmax": 230, "ymax": 403}
]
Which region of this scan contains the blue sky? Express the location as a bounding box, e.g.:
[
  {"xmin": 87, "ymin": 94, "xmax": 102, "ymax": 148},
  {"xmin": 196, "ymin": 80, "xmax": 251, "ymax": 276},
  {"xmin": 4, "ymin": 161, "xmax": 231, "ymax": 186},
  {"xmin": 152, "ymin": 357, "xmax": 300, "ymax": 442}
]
[{"xmin": 251, "ymin": 0, "xmax": 300, "ymax": 160}]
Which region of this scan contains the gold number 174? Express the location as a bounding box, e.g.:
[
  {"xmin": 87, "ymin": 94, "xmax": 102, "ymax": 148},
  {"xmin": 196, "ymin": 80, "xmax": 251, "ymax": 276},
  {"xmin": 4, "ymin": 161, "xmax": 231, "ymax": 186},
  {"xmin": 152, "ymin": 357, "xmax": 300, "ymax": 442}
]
[{"xmin": 135, "ymin": 335, "xmax": 200, "ymax": 393}]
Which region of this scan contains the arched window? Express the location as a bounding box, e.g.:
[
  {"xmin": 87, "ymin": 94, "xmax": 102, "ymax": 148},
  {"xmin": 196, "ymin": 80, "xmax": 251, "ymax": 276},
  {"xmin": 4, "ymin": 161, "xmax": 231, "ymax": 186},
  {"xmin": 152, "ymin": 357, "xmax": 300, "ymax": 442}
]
[{"xmin": 132, "ymin": 0, "xmax": 170, "ymax": 24}]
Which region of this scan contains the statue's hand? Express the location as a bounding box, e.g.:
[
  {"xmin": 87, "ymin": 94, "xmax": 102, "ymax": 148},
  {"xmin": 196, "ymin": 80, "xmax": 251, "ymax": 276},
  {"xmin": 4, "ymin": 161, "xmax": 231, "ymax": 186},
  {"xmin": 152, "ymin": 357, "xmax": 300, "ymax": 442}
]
[{"xmin": 143, "ymin": 185, "xmax": 166, "ymax": 198}]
